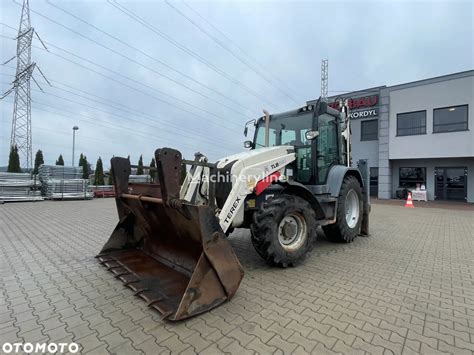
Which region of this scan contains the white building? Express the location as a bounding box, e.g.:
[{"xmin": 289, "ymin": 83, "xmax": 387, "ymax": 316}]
[{"xmin": 309, "ymin": 70, "xmax": 474, "ymax": 203}]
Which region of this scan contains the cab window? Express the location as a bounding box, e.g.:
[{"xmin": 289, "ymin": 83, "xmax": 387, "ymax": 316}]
[
  {"xmin": 254, "ymin": 112, "xmax": 313, "ymax": 148},
  {"xmin": 256, "ymin": 128, "xmax": 277, "ymax": 147},
  {"xmin": 281, "ymin": 130, "xmax": 296, "ymax": 145}
]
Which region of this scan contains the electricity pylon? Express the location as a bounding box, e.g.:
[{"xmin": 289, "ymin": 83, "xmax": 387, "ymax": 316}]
[{"xmin": 2, "ymin": 0, "xmax": 49, "ymax": 170}]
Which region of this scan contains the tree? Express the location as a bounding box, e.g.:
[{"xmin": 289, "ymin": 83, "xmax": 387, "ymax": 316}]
[
  {"xmin": 55, "ymin": 154, "xmax": 64, "ymax": 166},
  {"xmin": 80, "ymin": 155, "xmax": 89, "ymax": 179},
  {"xmin": 149, "ymin": 158, "xmax": 156, "ymax": 182},
  {"xmin": 78, "ymin": 153, "xmax": 84, "ymax": 168},
  {"xmin": 33, "ymin": 149, "xmax": 44, "ymax": 174},
  {"xmin": 107, "ymin": 170, "xmax": 113, "ymax": 185},
  {"xmin": 94, "ymin": 157, "xmax": 105, "ymax": 185},
  {"xmin": 7, "ymin": 145, "xmax": 21, "ymax": 173},
  {"xmin": 137, "ymin": 155, "xmax": 144, "ymax": 175}
]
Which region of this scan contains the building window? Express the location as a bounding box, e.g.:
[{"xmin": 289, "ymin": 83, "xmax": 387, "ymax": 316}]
[
  {"xmin": 360, "ymin": 119, "xmax": 378, "ymax": 141},
  {"xmin": 433, "ymin": 105, "xmax": 468, "ymax": 133},
  {"xmin": 399, "ymin": 167, "xmax": 426, "ymax": 188},
  {"xmin": 397, "ymin": 110, "xmax": 426, "ymax": 136}
]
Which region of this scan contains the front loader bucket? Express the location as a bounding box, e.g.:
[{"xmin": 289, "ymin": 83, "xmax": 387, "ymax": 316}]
[{"xmin": 97, "ymin": 149, "xmax": 244, "ymax": 321}]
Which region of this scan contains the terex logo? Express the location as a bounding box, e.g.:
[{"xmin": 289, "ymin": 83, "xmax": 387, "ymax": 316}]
[
  {"xmin": 270, "ymin": 162, "xmax": 279, "ymax": 170},
  {"xmin": 224, "ymin": 197, "xmax": 241, "ymax": 224},
  {"xmin": 329, "ymin": 95, "xmax": 378, "ymax": 110}
]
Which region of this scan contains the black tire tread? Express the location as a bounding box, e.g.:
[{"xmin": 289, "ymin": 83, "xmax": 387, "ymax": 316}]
[
  {"xmin": 323, "ymin": 175, "xmax": 363, "ymax": 243},
  {"xmin": 250, "ymin": 194, "xmax": 316, "ymax": 267}
]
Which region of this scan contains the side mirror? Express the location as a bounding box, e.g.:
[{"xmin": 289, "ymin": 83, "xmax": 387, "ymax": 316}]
[
  {"xmin": 305, "ymin": 130, "xmax": 319, "ymax": 141},
  {"xmin": 243, "ymin": 140, "xmax": 253, "ymax": 149},
  {"xmin": 244, "ymin": 126, "xmax": 248, "ymax": 137}
]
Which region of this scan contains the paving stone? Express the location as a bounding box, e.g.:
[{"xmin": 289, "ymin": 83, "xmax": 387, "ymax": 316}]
[
  {"xmin": 134, "ymin": 338, "xmax": 169, "ymax": 354},
  {"xmin": 0, "ymin": 329, "xmax": 22, "ymax": 343},
  {"xmin": 307, "ymin": 329, "xmax": 338, "ymax": 349},
  {"xmin": 200, "ymin": 344, "xmax": 223, "ymax": 354},
  {"xmin": 75, "ymin": 332, "xmax": 107, "ymax": 353},
  {"xmin": 84, "ymin": 344, "xmax": 110, "ymax": 354},
  {"xmin": 109, "ymin": 341, "xmax": 143, "ymax": 355},
  {"xmin": 182, "ymin": 331, "xmax": 212, "ymax": 352},
  {"xmin": 333, "ymin": 340, "xmax": 365, "ymax": 354},
  {"xmin": 89, "ymin": 320, "xmax": 119, "ymax": 339},
  {"xmin": 287, "ymin": 330, "xmax": 320, "ymax": 352},
  {"xmin": 2, "ymin": 200, "xmax": 474, "ymax": 354},
  {"xmin": 18, "ymin": 326, "xmax": 47, "ymax": 343},
  {"xmin": 99, "ymin": 330, "xmax": 129, "ymax": 349},
  {"xmin": 222, "ymin": 339, "xmax": 253, "ymax": 354},
  {"xmin": 352, "ymin": 337, "xmax": 385, "ymax": 354},
  {"xmin": 245, "ymin": 337, "xmax": 278, "ymax": 354},
  {"xmin": 226, "ymin": 327, "xmax": 255, "ymax": 346}
]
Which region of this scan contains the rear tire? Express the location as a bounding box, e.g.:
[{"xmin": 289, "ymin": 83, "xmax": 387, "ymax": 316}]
[
  {"xmin": 323, "ymin": 175, "xmax": 363, "ymax": 243},
  {"xmin": 250, "ymin": 194, "xmax": 316, "ymax": 267}
]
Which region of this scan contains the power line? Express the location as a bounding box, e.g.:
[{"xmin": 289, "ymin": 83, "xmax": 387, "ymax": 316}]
[
  {"xmin": 107, "ymin": 0, "xmax": 281, "ymax": 109},
  {"xmin": 1, "ymin": 30, "xmax": 244, "ymax": 132},
  {"xmin": 46, "ymin": 80, "xmax": 232, "ymax": 145},
  {"xmin": 0, "ymin": 93, "xmax": 237, "ymax": 154},
  {"xmin": 29, "ymin": 83, "xmax": 233, "ymax": 147},
  {"xmin": 165, "ymin": 0, "xmax": 299, "ymax": 104},
  {"xmin": 17, "ymin": 1, "xmax": 278, "ymax": 111},
  {"xmin": 1, "ymin": 97, "xmax": 233, "ymax": 157},
  {"xmin": 0, "ymin": 130, "xmax": 137, "ymax": 163},
  {"xmin": 4, "ymin": 9, "xmax": 252, "ymax": 121},
  {"xmin": 182, "ymin": 1, "xmax": 300, "ymax": 100},
  {"xmin": 43, "ymin": 0, "xmax": 256, "ymax": 116},
  {"xmin": 2, "ymin": 71, "xmax": 233, "ymax": 146},
  {"xmin": 0, "ymin": 116, "xmax": 213, "ymax": 163}
]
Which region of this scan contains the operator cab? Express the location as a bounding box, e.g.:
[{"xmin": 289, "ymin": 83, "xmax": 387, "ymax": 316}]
[{"xmin": 244, "ymin": 102, "xmax": 345, "ymax": 185}]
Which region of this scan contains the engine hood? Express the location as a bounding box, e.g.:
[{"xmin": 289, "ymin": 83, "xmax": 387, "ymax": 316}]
[{"xmin": 216, "ymin": 146, "xmax": 294, "ymax": 169}]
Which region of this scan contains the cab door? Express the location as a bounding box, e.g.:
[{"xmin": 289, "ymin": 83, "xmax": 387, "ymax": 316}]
[{"xmin": 315, "ymin": 113, "xmax": 340, "ymax": 184}]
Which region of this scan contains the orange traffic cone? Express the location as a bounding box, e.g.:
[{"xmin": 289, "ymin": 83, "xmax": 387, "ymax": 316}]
[{"xmin": 405, "ymin": 192, "xmax": 414, "ymax": 208}]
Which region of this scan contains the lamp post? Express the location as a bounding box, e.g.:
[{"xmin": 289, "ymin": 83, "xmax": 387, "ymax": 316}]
[{"xmin": 72, "ymin": 126, "xmax": 79, "ymax": 166}]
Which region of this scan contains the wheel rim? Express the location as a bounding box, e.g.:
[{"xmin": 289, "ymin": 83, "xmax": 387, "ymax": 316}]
[
  {"xmin": 345, "ymin": 189, "xmax": 360, "ymax": 229},
  {"xmin": 278, "ymin": 212, "xmax": 307, "ymax": 251}
]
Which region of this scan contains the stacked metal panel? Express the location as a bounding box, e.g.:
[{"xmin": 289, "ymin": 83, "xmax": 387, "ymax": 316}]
[
  {"xmin": 0, "ymin": 172, "xmax": 43, "ymax": 202},
  {"xmin": 38, "ymin": 165, "xmax": 93, "ymax": 200},
  {"xmin": 129, "ymin": 174, "xmax": 151, "ymax": 183}
]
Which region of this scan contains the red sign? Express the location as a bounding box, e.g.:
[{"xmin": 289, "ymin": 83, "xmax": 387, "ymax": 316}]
[{"xmin": 329, "ymin": 95, "xmax": 378, "ymax": 110}]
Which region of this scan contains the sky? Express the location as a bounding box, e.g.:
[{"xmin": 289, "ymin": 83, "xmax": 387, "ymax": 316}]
[{"xmin": 1, "ymin": 0, "xmax": 473, "ymax": 170}]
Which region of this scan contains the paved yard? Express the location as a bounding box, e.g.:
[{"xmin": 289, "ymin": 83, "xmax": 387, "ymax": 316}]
[{"xmin": 1, "ymin": 199, "xmax": 473, "ymax": 354}]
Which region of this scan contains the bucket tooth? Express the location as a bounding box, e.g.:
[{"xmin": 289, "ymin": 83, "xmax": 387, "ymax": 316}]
[
  {"xmin": 123, "ymin": 278, "xmax": 139, "ymax": 286},
  {"xmin": 114, "ymin": 271, "xmax": 130, "ymax": 278},
  {"xmin": 134, "ymin": 288, "xmax": 149, "ymax": 296},
  {"xmin": 99, "ymin": 258, "xmax": 114, "ymax": 265},
  {"xmin": 106, "ymin": 263, "xmax": 122, "ymax": 271},
  {"xmin": 159, "ymin": 310, "xmax": 174, "ymax": 320},
  {"xmin": 147, "ymin": 298, "xmax": 164, "ymax": 307}
]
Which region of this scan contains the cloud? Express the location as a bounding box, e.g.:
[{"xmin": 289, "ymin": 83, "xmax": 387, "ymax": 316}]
[{"xmin": 1, "ymin": 0, "xmax": 472, "ymax": 169}]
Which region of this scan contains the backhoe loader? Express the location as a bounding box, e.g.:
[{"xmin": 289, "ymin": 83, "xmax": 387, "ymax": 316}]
[{"xmin": 97, "ymin": 99, "xmax": 370, "ymax": 320}]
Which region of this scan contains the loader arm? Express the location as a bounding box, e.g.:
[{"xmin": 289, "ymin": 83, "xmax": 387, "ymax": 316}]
[{"xmin": 217, "ymin": 148, "xmax": 296, "ymax": 233}]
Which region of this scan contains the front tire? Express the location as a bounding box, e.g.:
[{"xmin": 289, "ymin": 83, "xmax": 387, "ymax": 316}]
[
  {"xmin": 323, "ymin": 175, "xmax": 363, "ymax": 243},
  {"xmin": 250, "ymin": 195, "xmax": 316, "ymax": 267}
]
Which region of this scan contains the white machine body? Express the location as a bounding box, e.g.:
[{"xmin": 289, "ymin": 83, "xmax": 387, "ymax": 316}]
[{"xmin": 180, "ymin": 146, "xmax": 296, "ymax": 233}]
